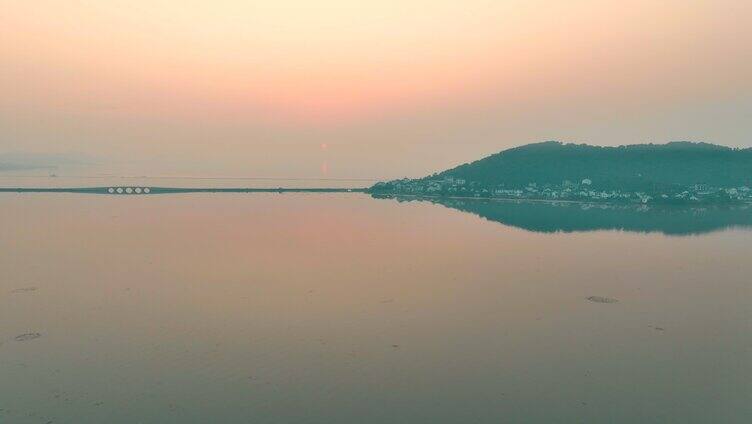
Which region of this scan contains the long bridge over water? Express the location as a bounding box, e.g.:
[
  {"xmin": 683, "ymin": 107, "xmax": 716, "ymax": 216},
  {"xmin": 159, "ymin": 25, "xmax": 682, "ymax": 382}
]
[{"xmin": 0, "ymin": 186, "xmax": 368, "ymax": 195}]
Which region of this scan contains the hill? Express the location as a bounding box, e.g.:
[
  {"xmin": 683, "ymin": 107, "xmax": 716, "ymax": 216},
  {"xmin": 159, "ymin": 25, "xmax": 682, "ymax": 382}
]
[{"xmin": 369, "ymin": 141, "xmax": 752, "ymax": 204}]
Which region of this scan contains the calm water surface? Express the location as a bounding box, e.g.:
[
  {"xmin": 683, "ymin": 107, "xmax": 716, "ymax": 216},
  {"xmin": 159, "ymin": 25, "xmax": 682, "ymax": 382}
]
[{"xmin": 1, "ymin": 193, "xmax": 751, "ymax": 423}]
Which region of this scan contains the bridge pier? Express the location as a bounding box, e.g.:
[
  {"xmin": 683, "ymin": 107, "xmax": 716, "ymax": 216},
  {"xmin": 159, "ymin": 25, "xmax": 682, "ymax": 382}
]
[{"xmin": 107, "ymin": 187, "xmax": 151, "ymax": 194}]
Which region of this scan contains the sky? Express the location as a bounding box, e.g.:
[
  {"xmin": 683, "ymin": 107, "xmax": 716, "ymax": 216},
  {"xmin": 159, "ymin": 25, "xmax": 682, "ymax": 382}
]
[{"xmin": 2, "ymin": 0, "xmax": 751, "ymax": 179}]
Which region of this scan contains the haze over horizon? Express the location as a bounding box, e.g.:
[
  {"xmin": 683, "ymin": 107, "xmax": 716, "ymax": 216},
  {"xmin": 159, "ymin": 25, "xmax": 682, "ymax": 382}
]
[{"xmin": 3, "ymin": 1, "xmax": 751, "ymax": 179}]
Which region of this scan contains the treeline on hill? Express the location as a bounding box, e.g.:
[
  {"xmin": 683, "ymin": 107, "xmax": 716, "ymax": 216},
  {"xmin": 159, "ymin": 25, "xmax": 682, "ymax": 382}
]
[{"xmin": 419, "ymin": 141, "xmax": 752, "ymax": 191}]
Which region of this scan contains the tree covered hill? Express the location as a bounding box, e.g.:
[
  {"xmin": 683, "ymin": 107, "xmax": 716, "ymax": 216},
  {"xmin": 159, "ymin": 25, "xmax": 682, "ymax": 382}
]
[{"xmin": 427, "ymin": 141, "xmax": 752, "ymax": 190}]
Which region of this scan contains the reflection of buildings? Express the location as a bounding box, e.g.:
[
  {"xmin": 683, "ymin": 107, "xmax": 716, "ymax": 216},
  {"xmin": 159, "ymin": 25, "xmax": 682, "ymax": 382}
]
[{"xmin": 374, "ymin": 195, "xmax": 752, "ymax": 236}]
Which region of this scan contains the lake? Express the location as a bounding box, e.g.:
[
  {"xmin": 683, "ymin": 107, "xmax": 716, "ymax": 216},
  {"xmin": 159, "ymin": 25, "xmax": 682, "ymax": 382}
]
[{"xmin": 1, "ymin": 192, "xmax": 751, "ymax": 423}]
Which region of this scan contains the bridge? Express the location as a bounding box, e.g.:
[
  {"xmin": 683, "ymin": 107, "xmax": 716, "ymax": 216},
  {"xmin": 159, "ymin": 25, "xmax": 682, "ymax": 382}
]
[
  {"xmin": 0, "ymin": 186, "xmax": 368, "ymax": 195},
  {"xmin": 108, "ymin": 187, "xmax": 150, "ymax": 194}
]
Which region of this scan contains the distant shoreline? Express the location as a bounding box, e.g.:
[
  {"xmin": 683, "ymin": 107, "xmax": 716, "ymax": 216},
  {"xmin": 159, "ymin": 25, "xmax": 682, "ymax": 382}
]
[
  {"xmin": 370, "ymin": 192, "xmax": 752, "ymax": 206},
  {"xmin": 3, "ymin": 188, "xmax": 751, "ymax": 206},
  {"xmin": 373, "ymin": 193, "xmax": 587, "ymax": 205}
]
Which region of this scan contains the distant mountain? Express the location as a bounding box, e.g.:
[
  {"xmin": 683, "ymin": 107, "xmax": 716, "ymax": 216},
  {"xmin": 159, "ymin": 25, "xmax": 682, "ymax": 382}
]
[
  {"xmin": 0, "ymin": 163, "xmax": 34, "ymax": 171},
  {"xmin": 369, "ymin": 141, "xmax": 752, "ymax": 204},
  {"xmin": 0, "ymin": 152, "xmax": 94, "ymax": 171}
]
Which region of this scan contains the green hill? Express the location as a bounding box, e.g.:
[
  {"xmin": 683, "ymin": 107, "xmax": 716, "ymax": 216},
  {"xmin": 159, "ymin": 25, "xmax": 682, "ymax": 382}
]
[
  {"xmin": 432, "ymin": 141, "xmax": 751, "ymax": 189},
  {"xmin": 369, "ymin": 141, "xmax": 752, "ymax": 203}
]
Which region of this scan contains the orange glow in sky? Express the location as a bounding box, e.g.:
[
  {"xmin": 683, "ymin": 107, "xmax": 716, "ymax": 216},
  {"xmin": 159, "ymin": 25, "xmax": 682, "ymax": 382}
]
[
  {"xmin": 2, "ymin": 0, "xmax": 751, "ymax": 176},
  {"xmin": 5, "ymin": 1, "xmax": 736, "ymax": 123}
]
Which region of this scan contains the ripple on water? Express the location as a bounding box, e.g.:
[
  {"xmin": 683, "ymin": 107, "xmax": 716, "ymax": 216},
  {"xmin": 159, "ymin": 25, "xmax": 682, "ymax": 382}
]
[
  {"xmin": 11, "ymin": 287, "xmax": 37, "ymax": 293},
  {"xmin": 14, "ymin": 333, "xmax": 42, "ymax": 342},
  {"xmin": 585, "ymin": 296, "xmax": 619, "ymax": 304}
]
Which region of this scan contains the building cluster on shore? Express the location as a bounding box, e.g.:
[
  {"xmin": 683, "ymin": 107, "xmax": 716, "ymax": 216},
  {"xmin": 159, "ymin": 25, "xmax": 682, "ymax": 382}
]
[{"xmin": 370, "ymin": 177, "xmax": 752, "ymax": 204}]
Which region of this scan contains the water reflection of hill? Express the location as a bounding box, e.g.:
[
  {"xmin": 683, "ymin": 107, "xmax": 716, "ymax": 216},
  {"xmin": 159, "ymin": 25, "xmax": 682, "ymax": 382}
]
[{"xmin": 375, "ymin": 195, "xmax": 752, "ymax": 236}]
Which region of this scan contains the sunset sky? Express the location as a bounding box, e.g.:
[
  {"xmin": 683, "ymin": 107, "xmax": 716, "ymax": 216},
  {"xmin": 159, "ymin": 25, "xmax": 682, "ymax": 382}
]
[{"xmin": 2, "ymin": 0, "xmax": 751, "ymax": 178}]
